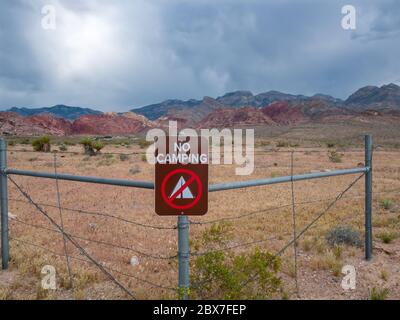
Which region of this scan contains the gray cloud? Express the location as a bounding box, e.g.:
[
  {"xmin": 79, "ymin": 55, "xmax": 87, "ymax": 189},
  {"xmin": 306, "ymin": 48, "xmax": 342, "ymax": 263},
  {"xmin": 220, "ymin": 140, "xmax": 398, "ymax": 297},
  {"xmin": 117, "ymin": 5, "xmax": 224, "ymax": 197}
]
[{"xmin": 0, "ymin": 0, "xmax": 399, "ymax": 111}]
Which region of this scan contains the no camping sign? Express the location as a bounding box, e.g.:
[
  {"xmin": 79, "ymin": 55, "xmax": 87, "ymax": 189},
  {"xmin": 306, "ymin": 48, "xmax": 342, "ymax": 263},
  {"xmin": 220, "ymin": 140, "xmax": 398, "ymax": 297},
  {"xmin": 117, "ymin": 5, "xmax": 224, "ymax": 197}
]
[{"xmin": 155, "ymin": 136, "xmax": 208, "ymax": 216}]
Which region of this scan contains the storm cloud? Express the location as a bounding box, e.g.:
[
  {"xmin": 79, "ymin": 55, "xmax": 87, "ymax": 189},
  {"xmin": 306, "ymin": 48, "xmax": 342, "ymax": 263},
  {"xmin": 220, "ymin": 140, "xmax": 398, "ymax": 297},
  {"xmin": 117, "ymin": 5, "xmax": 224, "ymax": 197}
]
[{"xmin": 0, "ymin": 0, "xmax": 399, "ymax": 111}]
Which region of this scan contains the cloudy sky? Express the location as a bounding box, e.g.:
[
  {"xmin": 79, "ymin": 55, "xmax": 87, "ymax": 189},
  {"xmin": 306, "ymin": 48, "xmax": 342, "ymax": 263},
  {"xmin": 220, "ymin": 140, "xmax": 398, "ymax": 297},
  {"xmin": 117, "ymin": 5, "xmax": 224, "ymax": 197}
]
[{"xmin": 0, "ymin": 0, "xmax": 399, "ymax": 111}]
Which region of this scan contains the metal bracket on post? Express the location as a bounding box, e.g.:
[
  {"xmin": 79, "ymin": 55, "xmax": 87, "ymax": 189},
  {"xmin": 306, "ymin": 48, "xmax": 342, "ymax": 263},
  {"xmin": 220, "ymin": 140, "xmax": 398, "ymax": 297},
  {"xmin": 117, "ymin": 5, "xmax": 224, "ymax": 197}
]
[
  {"xmin": 365, "ymin": 135, "xmax": 373, "ymax": 261},
  {"xmin": 0, "ymin": 139, "xmax": 9, "ymax": 270},
  {"xmin": 178, "ymin": 215, "xmax": 190, "ymax": 300}
]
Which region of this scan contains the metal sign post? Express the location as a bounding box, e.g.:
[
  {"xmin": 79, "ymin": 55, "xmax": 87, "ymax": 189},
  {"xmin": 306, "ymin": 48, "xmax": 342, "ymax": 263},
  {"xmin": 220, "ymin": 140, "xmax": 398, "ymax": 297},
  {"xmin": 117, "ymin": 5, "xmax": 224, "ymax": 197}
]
[{"xmin": 154, "ymin": 136, "xmax": 209, "ymax": 299}]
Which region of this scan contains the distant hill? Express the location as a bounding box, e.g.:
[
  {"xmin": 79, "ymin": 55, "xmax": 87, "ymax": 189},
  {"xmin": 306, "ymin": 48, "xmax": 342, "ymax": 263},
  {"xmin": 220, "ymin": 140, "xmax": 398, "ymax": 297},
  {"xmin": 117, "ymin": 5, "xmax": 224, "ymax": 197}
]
[
  {"xmin": 132, "ymin": 90, "xmax": 343, "ymax": 121},
  {"xmin": 345, "ymin": 83, "xmax": 400, "ymax": 111},
  {"xmin": 2, "ymin": 83, "xmax": 400, "ymax": 135},
  {"xmin": 7, "ymin": 105, "xmax": 103, "ymax": 120}
]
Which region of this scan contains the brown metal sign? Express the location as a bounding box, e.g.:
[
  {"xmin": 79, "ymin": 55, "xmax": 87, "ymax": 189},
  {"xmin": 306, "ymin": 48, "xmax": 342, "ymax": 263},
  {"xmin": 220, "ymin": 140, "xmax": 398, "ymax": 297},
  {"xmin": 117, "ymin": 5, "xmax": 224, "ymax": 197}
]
[{"xmin": 155, "ymin": 136, "xmax": 208, "ymax": 216}]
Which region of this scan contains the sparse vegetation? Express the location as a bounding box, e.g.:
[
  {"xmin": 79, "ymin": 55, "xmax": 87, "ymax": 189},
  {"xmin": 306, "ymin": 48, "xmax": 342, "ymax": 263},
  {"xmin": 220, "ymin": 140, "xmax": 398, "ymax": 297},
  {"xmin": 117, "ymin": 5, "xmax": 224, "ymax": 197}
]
[
  {"xmin": 376, "ymin": 231, "xmax": 396, "ymax": 244},
  {"xmin": 137, "ymin": 138, "xmax": 152, "ymax": 149},
  {"xmin": 0, "ymin": 286, "xmax": 12, "ymax": 300},
  {"xmin": 59, "ymin": 144, "xmax": 68, "ymax": 152},
  {"xmin": 380, "ymin": 198, "xmax": 394, "ymax": 210},
  {"xmin": 309, "ymin": 249, "xmax": 341, "ymax": 277},
  {"xmin": 97, "ymin": 154, "xmax": 115, "ymax": 166},
  {"xmin": 380, "ymin": 270, "xmax": 389, "ymax": 282},
  {"xmin": 119, "ymin": 154, "xmax": 129, "ymax": 161},
  {"xmin": 80, "ymin": 138, "xmax": 104, "ymax": 156},
  {"xmin": 370, "ymin": 287, "xmax": 389, "ymax": 300},
  {"xmin": 32, "ymin": 136, "xmax": 51, "ymax": 152},
  {"xmin": 190, "ymin": 223, "xmax": 281, "ymax": 299},
  {"xmin": 276, "ymin": 141, "xmax": 289, "ymax": 148},
  {"xmin": 328, "ymin": 150, "xmax": 343, "ymax": 163},
  {"xmin": 129, "ymin": 166, "xmax": 141, "ymax": 175},
  {"xmin": 326, "ymin": 226, "xmax": 361, "ymax": 247}
]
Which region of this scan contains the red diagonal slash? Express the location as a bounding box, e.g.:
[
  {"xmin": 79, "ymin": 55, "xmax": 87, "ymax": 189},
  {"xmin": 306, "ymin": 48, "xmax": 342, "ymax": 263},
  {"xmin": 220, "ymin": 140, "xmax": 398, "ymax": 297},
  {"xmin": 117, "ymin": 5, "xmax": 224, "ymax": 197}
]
[{"xmin": 168, "ymin": 175, "xmax": 196, "ymax": 203}]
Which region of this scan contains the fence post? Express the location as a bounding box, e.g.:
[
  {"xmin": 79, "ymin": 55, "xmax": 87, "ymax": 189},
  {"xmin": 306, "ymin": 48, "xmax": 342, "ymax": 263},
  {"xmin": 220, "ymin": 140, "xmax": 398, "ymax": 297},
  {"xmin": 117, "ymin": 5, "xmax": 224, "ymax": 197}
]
[
  {"xmin": 178, "ymin": 215, "xmax": 190, "ymax": 300},
  {"xmin": 365, "ymin": 135, "xmax": 373, "ymax": 261},
  {"xmin": 0, "ymin": 138, "xmax": 9, "ymax": 270}
]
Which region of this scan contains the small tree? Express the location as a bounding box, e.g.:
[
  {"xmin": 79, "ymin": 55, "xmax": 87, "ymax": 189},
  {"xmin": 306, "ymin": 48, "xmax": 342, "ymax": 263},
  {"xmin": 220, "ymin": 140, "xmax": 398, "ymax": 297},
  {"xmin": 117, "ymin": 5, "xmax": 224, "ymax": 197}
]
[
  {"xmin": 92, "ymin": 141, "xmax": 105, "ymax": 154},
  {"xmin": 80, "ymin": 138, "xmax": 96, "ymax": 156},
  {"xmin": 80, "ymin": 138, "xmax": 105, "ymax": 156},
  {"xmin": 32, "ymin": 136, "xmax": 51, "ymax": 152}
]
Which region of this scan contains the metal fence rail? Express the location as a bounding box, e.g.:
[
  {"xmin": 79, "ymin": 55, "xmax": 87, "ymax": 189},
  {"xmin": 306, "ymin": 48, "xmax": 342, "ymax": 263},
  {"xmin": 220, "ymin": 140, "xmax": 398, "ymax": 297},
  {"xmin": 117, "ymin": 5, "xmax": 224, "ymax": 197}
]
[{"xmin": 0, "ymin": 135, "xmax": 374, "ymax": 300}]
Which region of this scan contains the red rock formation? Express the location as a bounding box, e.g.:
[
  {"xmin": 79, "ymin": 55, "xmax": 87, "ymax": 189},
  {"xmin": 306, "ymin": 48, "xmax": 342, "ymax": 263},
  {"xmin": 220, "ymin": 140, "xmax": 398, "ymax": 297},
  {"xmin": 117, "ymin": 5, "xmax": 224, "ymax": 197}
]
[
  {"xmin": 261, "ymin": 101, "xmax": 306, "ymax": 125},
  {"xmin": 0, "ymin": 112, "xmax": 154, "ymax": 136},
  {"xmin": 0, "ymin": 112, "xmax": 72, "ymax": 136},
  {"xmin": 71, "ymin": 113, "xmax": 154, "ymax": 135}
]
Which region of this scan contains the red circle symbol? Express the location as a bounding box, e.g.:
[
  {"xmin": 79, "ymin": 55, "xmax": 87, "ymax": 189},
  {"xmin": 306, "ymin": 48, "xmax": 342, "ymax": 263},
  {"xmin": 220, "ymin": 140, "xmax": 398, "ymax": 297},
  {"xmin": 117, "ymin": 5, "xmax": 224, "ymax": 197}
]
[{"xmin": 161, "ymin": 169, "xmax": 203, "ymax": 210}]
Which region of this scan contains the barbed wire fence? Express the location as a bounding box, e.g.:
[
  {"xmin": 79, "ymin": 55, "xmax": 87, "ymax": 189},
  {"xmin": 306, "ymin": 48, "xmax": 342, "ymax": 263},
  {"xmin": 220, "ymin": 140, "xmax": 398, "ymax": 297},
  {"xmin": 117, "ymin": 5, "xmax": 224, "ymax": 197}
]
[{"xmin": 2, "ymin": 135, "xmax": 398, "ymax": 299}]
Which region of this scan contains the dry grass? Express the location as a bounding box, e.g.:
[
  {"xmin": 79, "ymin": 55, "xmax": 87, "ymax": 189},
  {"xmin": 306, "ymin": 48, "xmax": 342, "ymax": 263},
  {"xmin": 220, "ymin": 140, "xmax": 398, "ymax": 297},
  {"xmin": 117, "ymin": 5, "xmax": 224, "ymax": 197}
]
[{"xmin": 2, "ymin": 139, "xmax": 400, "ymax": 300}]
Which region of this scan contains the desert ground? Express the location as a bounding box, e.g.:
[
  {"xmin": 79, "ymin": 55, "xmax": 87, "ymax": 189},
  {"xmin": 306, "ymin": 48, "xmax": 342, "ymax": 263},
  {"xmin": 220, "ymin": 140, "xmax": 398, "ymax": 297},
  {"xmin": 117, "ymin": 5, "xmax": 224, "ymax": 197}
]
[{"xmin": 0, "ymin": 125, "xmax": 400, "ymax": 300}]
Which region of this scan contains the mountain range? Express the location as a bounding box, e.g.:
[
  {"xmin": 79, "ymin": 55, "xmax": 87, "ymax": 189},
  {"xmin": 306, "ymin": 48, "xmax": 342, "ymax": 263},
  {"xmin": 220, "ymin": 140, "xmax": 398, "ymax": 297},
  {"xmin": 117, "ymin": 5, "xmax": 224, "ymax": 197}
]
[{"xmin": 1, "ymin": 83, "xmax": 400, "ymax": 136}]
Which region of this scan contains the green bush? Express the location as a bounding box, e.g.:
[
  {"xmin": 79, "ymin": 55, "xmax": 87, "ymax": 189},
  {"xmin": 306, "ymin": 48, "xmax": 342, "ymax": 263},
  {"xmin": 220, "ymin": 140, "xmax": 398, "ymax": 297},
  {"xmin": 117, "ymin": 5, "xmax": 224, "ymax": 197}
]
[
  {"xmin": 59, "ymin": 144, "xmax": 68, "ymax": 152},
  {"xmin": 63, "ymin": 140, "xmax": 76, "ymax": 146},
  {"xmin": 326, "ymin": 226, "xmax": 361, "ymax": 247},
  {"xmin": 92, "ymin": 141, "xmax": 105, "ymax": 153},
  {"xmin": 370, "ymin": 287, "xmax": 389, "ymax": 300},
  {"xmin": 380, "ymin": 198, "xmax": 394, "ymax": 210},
  {"xmin": 32, "ymin": 136, "xmax": 51, "ymax": 152},
  {"xmin": 190, "ymin": 223, "xmax": 281, "ymax": 299},
  {"xmin": 79, "ymin": 138, "xmax": 104, "ymax": 155},
  {"xmin": 328, "ymin": 151, "xmax": 343, "ymax": 163},
  {"xmin": 377, "ymin": 231, "xmax": 396, "ymax": 244}
]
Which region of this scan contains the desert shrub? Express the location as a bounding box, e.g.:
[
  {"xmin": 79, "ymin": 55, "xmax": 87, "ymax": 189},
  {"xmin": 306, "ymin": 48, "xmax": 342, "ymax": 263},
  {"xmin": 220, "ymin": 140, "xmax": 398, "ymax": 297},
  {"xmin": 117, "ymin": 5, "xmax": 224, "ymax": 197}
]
[
  {"xmin": 370, "ymin": 287, "xmax": 389, "ymax": 300},
  {"xmin": 326, "ymin": 142, "xmax": 335, "ymax": 148},
  {"xmin": 80, "ymin": 138, "xmax": 104, "ymax": 155},
  {"xmin": 137, "ymin": 138, "xmax": 152, "ymax": 149},
  {"xmin": 20, "ymin": 138, "xmax": 30, "ymax": 145},
  {"xmin": 129, "ymin": 166, "xmax": 141, "ymax": 175},
  {"xmin": 119, "ymin": 154, "xmax": 129, "ymax": 161},
  {"xmin": 32, "ymin": 136, "xmax": 51, "ymax": 152},
  {"xmin": 96, "ymin": 154, "xmax": 115, "ymax": 166},
  {"xmin": 380, "ymin": 198, "xmax": 394, "ymax": 210},
  {"xmin": 7, "ymin": 140, "xmax": 15, "ymax": 147},
  {"xmin": 80, "ymin": 138, "xmax": 95, "ymax": 156},
  {"xmin": 0, "ymin": 285, "xmax": 12, "ymax": 300},
  {"xmin": 63, "ymin": 140, "xmax": 76, "ymax": 146},
  {"xmin": 376, "ymin": 231, "xmax": 396, "ymax": 244},
  {"xmin": 328, "ymin": 150, "xmax": 343, "ymax": 163},
  {"xmin": 59, "ymin": 144, "xmax": 68, "ymax": 152},
  {"xmin": 326, "ymin": 226, "xmax": 361, "ymax": 247},
  {"xmin": 271, "ymin": 172, "xmax": 279, "ymax": 178},
  {"xmin": 141, "ymin": 154, "xmax": 147, "ymax": 162},
  {"xmin": 190, "ymin": 223, "xmax": 281, "ymax": 300},
  {"xmin": 92, "ymin": 141, "xmax": 105, "ymax": 153},
  {"xmin": 276, "ymin": 141, "xmax": 289, "ymax": 148}
]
